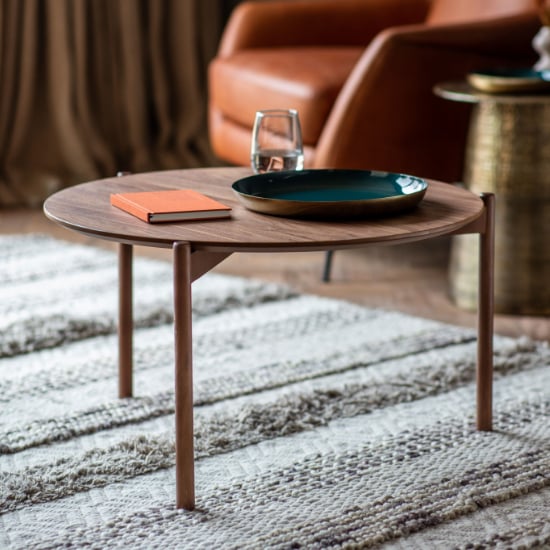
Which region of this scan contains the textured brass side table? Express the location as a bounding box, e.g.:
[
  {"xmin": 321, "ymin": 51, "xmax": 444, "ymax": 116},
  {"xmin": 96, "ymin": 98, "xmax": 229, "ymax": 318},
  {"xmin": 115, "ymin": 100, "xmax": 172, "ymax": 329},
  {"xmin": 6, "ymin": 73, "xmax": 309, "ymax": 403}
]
[{"xmin": 435, "ymin": 81, "xmax": 550, "ymax": 315}]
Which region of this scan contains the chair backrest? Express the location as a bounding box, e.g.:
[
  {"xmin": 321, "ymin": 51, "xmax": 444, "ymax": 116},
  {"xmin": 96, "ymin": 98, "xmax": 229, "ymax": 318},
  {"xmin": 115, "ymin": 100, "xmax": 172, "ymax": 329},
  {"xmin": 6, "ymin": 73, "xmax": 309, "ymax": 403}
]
[{"xmin": 426, "ymin": 0, "xmax": 539, "ymax": 24}]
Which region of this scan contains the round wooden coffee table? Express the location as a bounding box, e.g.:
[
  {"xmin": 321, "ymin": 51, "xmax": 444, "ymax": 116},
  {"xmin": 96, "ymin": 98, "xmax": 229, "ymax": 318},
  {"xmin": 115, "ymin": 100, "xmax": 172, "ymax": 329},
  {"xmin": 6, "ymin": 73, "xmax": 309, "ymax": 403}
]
[{"xmin": 44, "ymin": 167, "xmax": 494, "ymax": 510}]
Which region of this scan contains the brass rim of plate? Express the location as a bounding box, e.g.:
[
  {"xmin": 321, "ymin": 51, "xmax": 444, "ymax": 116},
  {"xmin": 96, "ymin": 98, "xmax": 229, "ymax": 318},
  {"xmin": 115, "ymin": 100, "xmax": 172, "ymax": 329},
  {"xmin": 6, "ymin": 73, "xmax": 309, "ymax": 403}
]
[{"xmin": 467, "ymin": 73, "xmax": 550, "ymax": 93}]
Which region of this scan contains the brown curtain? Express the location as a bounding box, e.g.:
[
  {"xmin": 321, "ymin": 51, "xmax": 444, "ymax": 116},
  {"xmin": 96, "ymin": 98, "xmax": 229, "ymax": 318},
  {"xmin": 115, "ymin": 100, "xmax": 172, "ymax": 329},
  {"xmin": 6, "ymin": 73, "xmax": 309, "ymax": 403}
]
[{"xmin": 0, "ymin": 0, "xmax": 223, "ymax": 207}]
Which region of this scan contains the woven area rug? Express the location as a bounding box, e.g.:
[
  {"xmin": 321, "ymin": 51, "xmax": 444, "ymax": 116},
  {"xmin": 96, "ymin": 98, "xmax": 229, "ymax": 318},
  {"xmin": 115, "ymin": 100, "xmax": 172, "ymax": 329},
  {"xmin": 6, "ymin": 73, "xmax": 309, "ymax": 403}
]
[{"xmin": 1, "ymin": 234, "xmax": 549, "ymax": 549}]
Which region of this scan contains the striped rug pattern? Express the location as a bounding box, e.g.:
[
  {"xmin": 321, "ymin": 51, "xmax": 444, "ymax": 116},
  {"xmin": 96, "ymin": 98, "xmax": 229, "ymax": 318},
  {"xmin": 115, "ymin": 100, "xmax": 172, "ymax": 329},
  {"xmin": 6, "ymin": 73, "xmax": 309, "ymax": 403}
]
[{"xmin": 1, "ymin": 235, "xmax": 549, "ymax": 549}]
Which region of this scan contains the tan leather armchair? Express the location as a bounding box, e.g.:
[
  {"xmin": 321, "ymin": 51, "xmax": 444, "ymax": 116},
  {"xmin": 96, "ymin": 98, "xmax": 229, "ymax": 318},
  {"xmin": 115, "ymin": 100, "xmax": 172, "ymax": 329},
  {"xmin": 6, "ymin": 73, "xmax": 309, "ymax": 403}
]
[
  {"xmin": 209, "ymin": 0, "xmax": 540, "ymax": 282},
  {"xmin": 209, "ymin": 0, "xmax": 540, "ymax": 184}
]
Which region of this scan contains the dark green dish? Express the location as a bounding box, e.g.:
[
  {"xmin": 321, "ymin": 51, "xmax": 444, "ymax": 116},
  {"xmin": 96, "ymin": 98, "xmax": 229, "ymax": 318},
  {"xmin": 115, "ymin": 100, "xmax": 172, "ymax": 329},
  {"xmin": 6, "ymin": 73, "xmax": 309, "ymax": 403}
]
[
  {"xmin": 468, "ymin": 67, "xmax": 550, "ymax": 93},
  {"xmin": 232, "ymin": 169, "xmax": 428, "ymax": 219}
]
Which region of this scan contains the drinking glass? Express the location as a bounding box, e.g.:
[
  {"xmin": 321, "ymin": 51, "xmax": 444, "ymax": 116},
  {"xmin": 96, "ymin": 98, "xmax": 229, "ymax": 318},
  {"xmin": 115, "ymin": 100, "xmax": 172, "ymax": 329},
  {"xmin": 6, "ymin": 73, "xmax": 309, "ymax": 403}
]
[{"xmin": 250, "ymin": 109, "xmax": 304, "ymax": 173}]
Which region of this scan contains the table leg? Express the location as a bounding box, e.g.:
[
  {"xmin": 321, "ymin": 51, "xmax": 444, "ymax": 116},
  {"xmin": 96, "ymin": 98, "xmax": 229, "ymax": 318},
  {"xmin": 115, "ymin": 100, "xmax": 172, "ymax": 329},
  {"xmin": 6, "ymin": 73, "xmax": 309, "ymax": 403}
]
[
  {"xmin": 477, "ymin": 193, "xmax": 495, "ymax": 431},
  {"xmin": 173, "ymin": 242, "xmax": 195, "ymax": 510},
  {"xmin": 118, "ymin": 243, "xmax": 133, "ymax": 398}
]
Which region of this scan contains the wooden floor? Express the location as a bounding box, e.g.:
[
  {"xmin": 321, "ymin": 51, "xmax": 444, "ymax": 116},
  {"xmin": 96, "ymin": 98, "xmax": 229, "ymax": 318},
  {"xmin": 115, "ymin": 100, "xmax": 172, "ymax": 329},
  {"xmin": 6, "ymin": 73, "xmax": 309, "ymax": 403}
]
[{"xmin": 2, "ymin": 207, "xmax": 549, "ymax": 342}]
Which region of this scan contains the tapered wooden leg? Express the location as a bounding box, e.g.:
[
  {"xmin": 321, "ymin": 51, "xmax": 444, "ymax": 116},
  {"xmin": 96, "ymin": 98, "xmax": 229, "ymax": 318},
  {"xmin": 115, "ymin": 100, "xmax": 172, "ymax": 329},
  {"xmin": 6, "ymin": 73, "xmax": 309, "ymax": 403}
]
[
  {"xmin": 173, "ymin": 242, "xmax": 195, "ymax": 510},
  {"xmin": 477, "ymin": 194, "xmax": 495, "ymax": 431},
  {"xmin": 118, "ymin": 243, "xmax": 133, "ymax": 398}
]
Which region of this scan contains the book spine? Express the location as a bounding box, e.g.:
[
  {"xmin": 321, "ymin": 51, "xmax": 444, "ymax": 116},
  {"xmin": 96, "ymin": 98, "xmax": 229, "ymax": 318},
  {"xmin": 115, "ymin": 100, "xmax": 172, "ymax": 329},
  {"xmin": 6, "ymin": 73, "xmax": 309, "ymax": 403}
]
[{"xmin": 110, "ymin": 194, "xmax": 151, "ymax": 223}]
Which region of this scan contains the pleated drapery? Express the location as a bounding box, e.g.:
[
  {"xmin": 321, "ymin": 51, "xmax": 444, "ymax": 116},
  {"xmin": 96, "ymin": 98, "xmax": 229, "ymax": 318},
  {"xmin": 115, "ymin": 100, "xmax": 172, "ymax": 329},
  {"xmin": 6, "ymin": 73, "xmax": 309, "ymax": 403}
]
[{"xmin": 0, "ymin": 0, "xmax": 222, "ymax": 207}]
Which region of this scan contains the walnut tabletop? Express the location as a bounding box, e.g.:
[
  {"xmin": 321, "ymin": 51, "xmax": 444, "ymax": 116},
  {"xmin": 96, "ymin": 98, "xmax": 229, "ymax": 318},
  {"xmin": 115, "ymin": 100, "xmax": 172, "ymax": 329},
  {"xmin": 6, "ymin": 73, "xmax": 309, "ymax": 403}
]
[{"xmin": 43, "ymin": 167, "xmax": 484, "ymax": 252}]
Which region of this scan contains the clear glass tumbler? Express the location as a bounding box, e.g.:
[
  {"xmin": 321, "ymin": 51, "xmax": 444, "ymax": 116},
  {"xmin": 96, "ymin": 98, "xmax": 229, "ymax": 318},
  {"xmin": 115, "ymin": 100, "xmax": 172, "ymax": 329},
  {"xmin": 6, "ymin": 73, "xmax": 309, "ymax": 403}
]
[{"xmin": 250, "ymin": 109, "xmax": 304, "ymax": 173}]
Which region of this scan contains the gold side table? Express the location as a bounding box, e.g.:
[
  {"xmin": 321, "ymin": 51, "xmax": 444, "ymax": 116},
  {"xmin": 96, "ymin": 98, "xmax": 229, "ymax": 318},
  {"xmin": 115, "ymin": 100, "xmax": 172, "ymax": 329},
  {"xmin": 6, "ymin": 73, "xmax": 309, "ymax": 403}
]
[{"xmin": 435, "ymin": 81, "xmax": 550, "ymax": 315}]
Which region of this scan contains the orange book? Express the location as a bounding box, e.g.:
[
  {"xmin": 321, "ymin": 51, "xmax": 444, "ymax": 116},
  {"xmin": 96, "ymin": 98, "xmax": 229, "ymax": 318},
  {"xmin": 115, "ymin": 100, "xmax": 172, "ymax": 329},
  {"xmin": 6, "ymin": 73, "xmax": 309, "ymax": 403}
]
[{"xmin": 110, "ymin": 189, "xmax": 232, "ymax": 223}]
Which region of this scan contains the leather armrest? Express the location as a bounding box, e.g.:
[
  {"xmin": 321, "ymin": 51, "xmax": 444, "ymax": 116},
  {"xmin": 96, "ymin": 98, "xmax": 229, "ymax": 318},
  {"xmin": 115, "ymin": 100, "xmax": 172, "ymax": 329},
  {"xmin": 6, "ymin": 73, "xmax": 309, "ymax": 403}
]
[{"xmin": 218, "ymin": 0, "xmax": 431, "ymax": 57}]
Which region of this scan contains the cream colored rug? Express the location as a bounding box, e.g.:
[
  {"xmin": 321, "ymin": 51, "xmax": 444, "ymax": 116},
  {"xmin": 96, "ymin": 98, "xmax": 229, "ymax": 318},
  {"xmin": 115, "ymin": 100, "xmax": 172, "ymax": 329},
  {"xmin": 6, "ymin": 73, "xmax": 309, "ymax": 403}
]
[{"xmin": 1, "ymin": 235, "xmax": 549, "ymax": 549}]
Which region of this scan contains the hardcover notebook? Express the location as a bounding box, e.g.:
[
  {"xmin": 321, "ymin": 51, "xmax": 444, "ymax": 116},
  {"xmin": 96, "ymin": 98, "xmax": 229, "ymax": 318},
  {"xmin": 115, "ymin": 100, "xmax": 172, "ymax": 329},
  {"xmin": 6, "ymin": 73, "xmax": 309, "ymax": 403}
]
[{"xmin": 110, "ymin": 189, "xmax": 232, "ymax": 223}]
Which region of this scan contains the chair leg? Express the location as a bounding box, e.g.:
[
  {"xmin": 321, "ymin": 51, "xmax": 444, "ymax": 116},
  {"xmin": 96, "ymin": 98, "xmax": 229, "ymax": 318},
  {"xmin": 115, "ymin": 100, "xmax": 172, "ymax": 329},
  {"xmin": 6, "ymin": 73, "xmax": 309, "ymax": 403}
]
[{"xmin": 322, "ymin": 250, "xmax": 334, "ymax": 282}]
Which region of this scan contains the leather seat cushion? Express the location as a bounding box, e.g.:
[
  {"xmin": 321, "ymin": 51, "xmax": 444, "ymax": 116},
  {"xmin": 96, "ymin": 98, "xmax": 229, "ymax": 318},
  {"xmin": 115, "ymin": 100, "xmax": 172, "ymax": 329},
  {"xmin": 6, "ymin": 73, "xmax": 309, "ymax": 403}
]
[{"xmin": 209, "ymin": 47, "xmax": 363, "ymax": 145}]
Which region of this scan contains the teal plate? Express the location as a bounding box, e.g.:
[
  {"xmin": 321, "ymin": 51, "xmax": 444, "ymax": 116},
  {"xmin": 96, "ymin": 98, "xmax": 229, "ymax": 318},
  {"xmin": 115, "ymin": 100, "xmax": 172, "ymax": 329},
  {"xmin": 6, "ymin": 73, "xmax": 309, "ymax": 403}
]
[{"xmin": 232, "ymin": 169, "xmax": 428, "ymax": 219}]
